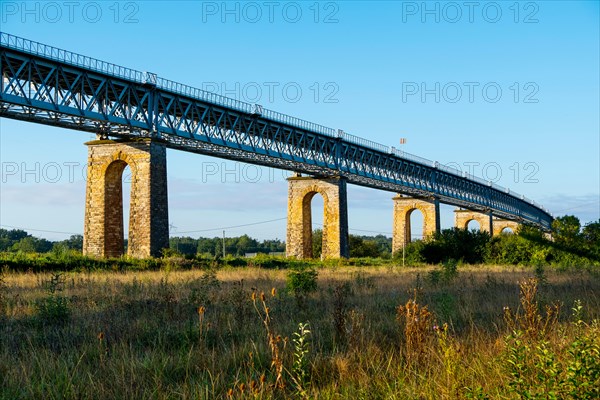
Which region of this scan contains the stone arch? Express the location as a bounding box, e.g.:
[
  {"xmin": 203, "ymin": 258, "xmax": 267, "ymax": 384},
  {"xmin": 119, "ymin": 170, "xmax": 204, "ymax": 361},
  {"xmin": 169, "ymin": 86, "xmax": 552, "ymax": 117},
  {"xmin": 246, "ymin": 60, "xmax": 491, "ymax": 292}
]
[
  {"xmin": 454, "ymin": 209, "xmax": 491, "ymax": 233},
  {"xmin": 83, "ymin": 139, "xmax": 169, "ymax": 258},
  {"xmin": 492, "ymin": 219, "xmax": 520, "ymax": 236},
  {"xmin": 466, "ymin": 219, "xmax": 481, "ymax": 231},
  {"xmin": 405, "ymin": 206, "xmax": 427, "ymax": 241},
  {"xmin": 392, "ymin": 196, "xmax": 440, "ymax": 253},
  {"xmin": 300, "ymin": 187, "xmax": 330, "ymax": 259},
  {"xmin": 286, "ymin": 176, "xmax": 348, "ymax": 259},
  {"xmin": 102, "ymin": 159, "xmax": 129, "ymax": 257}
]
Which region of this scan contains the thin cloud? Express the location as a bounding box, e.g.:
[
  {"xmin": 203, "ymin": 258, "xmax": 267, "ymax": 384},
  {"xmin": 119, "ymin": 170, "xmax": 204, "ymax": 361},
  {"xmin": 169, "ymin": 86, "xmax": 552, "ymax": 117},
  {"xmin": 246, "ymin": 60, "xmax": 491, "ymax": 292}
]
[{"xmin": 540, "ymin": 193, "xmax": 600, "ymax": 224}]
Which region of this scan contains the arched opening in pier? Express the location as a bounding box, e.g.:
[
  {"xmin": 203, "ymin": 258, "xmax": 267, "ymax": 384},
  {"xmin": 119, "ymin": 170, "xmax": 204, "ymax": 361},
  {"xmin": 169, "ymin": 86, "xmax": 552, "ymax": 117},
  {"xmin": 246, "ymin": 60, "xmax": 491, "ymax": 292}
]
[
  {"xmin": 122, "ymin": 165, "xmax": 132, "ymax": 253},
  {"xmin": 306, "ymin": 192, "xmax": 325, "ymax": 258},
  {"xmin": 407, "ymin": 208, "xmax": 425, "ymax": 243},
  {"xmin": 501, "ymin": 227, "xmax": 514, "ymax": 235},
  {"xmin": 104, "ymin": 160, "xmax": 133, "ymax": 257},
  {"xmin": 467, "ymin": 219, "xmax": 481, "ymax": 232}
]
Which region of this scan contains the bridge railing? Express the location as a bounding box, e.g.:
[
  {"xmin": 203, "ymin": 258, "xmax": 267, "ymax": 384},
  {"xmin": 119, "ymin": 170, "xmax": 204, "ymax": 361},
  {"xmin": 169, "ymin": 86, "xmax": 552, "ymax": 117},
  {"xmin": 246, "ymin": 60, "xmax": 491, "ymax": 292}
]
[
  {"xmin": 156, "ymin": 77, "xmax": 253, "ymax": 114},
  {"xmin": 261, "ymin": 108, "xmax": 336, "ymax": 137},
  {"xmin": 390, "ymin": 147, "xmax": 434, "ymax": 166},
  {"xmin": 344, "ymin": 132, "xmax": 389, "ymax": 154},
  {"xmin": 0, "ymin": 32, "xmax": 144, "ymax": 83},
  {"xmin": 434, "ymin": 162, "xmax": 465, "ymax": 178}
]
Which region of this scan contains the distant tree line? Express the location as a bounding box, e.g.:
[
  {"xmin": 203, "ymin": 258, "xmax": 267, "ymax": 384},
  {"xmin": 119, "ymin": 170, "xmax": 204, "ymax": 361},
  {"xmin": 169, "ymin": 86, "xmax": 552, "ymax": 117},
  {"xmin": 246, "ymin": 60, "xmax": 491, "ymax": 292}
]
[
  {"xmin": 0, "ymin": 229, "xmax": 82, "ymax": 253},
  {"xmin": 171, "ymin": 233, "xmax": 393, "ymax": 258},
  {"xmin": 0, "ymin": 228, "xmax": 394, "ymax": 259},
  {"xmin": 170, "ymin": 234, "xmax": 286, "ymax": 257}
]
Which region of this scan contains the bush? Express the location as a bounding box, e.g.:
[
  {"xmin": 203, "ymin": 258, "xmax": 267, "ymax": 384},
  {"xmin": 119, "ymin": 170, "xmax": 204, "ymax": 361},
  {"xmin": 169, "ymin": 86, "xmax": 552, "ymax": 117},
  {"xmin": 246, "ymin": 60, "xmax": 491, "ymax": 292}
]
[
  {"xmin": 34, "ymin": 273, "xmax": 70, "ymax": 325},
  {"xmin": 394, "ymin": 240, "xmax": 425, "ymax": 265},
  {"xmin": 286, "ymin": 264, "xmax": 318, "ymax": 306},
  {"xmin": 421, "ymin": 228, "xmax": 490, "ymax": 264}
]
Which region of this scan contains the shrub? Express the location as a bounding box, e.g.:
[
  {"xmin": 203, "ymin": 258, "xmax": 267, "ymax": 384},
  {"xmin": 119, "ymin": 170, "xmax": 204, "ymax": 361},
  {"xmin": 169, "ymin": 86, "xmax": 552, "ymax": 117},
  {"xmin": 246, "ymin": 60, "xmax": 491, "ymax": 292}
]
[
  {"xmin": 421, "ymin": 228, "xmax": 490, "ymax": 264},
  {"xmin": 34, "ymin": 273, "xmax": 70, "ymax": 325},
  {"xmin": 286, "ymin": 264, "xmax": 318, "ymax": 306}
]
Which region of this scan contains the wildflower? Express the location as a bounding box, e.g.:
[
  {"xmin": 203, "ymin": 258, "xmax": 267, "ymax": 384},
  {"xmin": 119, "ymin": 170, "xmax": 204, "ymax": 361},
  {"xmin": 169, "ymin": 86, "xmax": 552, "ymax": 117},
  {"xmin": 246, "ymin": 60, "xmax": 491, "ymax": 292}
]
[{"xmin": 271, "ymin": 287, "xmax": 276, "ymax": 297}]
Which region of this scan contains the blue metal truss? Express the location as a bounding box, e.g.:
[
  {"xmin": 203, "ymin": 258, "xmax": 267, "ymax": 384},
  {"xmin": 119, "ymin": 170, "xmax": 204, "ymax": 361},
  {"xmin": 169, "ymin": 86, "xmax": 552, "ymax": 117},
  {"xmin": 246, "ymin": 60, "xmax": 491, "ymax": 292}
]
[{"xmin": 0, "ymin": 32, "xmax": 553, "ymax": 230}]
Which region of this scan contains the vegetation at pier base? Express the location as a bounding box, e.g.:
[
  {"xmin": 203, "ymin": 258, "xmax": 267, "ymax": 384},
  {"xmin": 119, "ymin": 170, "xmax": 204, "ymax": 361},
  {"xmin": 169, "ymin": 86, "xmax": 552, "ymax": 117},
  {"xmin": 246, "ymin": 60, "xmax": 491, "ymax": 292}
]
[
  {"xmin": 400, "ymin": 216, "xmax": 600, "ymax": 268},
  {"xmin": 1, "ymin": 265, "xmax": 599, "ymax": 399}
]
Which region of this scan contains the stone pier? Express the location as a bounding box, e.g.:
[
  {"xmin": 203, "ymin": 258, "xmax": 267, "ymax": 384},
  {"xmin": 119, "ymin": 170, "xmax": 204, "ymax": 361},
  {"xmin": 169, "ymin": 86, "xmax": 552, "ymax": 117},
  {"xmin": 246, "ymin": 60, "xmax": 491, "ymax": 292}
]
[
  {"xmin": 286, "ymin": 175, "xmax": 349, "ymax": 259},
  {"xmin": 454, "ymin": 209, "xmax": 493, "ymax": 233},
  {"xmin": 454, "ymin": 209, "xmax": 521, "ymax": 235},
  {"xmin": 392, "ymin": 196, "xmax": 440, "ymax": 254},
  {"xmin": 493, "ymin": 219, "xmax": 521, "ymax": 235},
  {"xmin": 83, "ymin": 138, "xmax": 169, "ymax": 258}
]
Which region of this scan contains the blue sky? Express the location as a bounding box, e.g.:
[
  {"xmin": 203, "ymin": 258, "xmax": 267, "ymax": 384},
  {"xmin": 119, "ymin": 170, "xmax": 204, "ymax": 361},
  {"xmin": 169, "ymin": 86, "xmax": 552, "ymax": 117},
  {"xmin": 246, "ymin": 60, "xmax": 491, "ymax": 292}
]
[{"xmin": 0, "ymin": 0, "xmax": 598, "ymax": 241}]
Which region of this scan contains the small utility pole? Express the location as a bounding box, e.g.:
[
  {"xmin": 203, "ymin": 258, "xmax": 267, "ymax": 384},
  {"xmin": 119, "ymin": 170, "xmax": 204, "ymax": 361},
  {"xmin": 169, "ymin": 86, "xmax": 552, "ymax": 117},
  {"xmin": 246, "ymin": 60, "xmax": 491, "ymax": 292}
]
[
  {"xmin": 400, "ymin": 138, "xmax": 407, "ymax": 268},
  {"xmin": 222, "ymin": 230, "xmax": 226, "ymax": 258},
  {"xmin": 402, "ymin": 243, "xmax": 405, "ymax": 267}
]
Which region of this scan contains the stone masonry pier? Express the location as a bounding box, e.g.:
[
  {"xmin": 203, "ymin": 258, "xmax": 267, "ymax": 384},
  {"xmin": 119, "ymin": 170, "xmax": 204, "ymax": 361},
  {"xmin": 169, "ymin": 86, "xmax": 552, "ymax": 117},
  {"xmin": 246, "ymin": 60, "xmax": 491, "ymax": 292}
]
[
  {"xmin": 286, "ymin": 175, "xmax": 349, "ymax": 259},
  {"xmin": 83, "ymin": 138, "xmax": 169, "ymax": 258}
]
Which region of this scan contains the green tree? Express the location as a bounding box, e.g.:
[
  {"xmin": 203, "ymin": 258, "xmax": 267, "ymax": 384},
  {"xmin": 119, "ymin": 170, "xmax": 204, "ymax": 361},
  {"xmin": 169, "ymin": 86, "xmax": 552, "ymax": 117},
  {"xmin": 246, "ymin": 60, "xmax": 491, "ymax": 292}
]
[
  {"xmin": 12, "ymin": 236, "xmax": 53, "ymax": 253},
  {"xmin": 54, "ymin": 234, "xmax": 83, "ymax": 251},
  {"xmin": 517, "ymin": 225, "xmax": 545, "ymax": 241},
  {"xmin": 197, "ymin": 237, "xmax": 220, "ymax": 256},
  {"xmin": 0, "ymin": 229, "xmax": 29, "ymax": 251},
  {"xmin": 349, "ymin": 235, "xmax": 382, "ymax": 257},
  {"xmin": 235, "ymin": 234, "xmax": 258, "ymax": 255},
  {"xmin": 169, "ymin": 236, "xmax": 199, "ymax": 256},
  {"xmin": 552, "ymin": 215, "xmax": 582, "ymax": 248},
  {"xmin": 582, "ymin": 220, "xmax": 600, "ymax": 245},
  {"xmin": 259, "ymin": 239, "xmax": 285, "ymax": 254},
  {"xmin": 312, "ymin": 229, "xmax": 322, "ymax": 259},
  {"xmin": 582, "ymin": 220, "xmax": 600, "ymax": 256}
]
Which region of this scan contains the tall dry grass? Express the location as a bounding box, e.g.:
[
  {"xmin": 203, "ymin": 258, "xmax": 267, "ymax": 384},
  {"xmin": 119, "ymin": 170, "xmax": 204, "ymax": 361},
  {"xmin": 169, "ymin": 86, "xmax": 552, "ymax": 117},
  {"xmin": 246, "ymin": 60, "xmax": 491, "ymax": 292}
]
[{"xmin": 0, "ymin": 265, "xmax": 598, "ymax": 399}]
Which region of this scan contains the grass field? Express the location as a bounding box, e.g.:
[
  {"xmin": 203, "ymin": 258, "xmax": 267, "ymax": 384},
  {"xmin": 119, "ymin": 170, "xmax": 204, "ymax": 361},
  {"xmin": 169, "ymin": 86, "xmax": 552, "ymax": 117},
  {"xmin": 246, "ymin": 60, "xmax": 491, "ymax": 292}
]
[{"xmin": 1, "ymin": 264, "xmax": 599, "ymax": 399}]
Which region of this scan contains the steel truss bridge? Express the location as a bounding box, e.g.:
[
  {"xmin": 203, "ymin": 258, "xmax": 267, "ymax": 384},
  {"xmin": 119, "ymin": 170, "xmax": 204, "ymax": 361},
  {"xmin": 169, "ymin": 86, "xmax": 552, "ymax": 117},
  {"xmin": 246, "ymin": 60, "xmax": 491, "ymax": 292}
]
[{"xmin": 0, "ymin": 32, "xmax": 553, "ymax": 230}]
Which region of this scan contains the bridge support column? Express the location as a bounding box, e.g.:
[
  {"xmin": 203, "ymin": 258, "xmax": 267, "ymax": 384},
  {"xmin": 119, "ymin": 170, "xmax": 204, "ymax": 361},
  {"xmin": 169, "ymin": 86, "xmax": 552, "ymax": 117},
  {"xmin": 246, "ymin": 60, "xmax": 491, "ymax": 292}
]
[
  {"xmin": 392, "ymin": 196, "xmax": 440, "ymax": 254},
  {"xmin": 454, "ymin": 209, "xmax": 492, "ymax": 233},
  {"xmin": 286, "ymin": 176, "xmax": 349, "ymax": 259},
  {"xmin": 493, "ymin": 219, "xmax": 521, "ymax": 236},
  {"xmin": 83, "ymin": 139, "xmax": 169, "ymax": 258}
]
